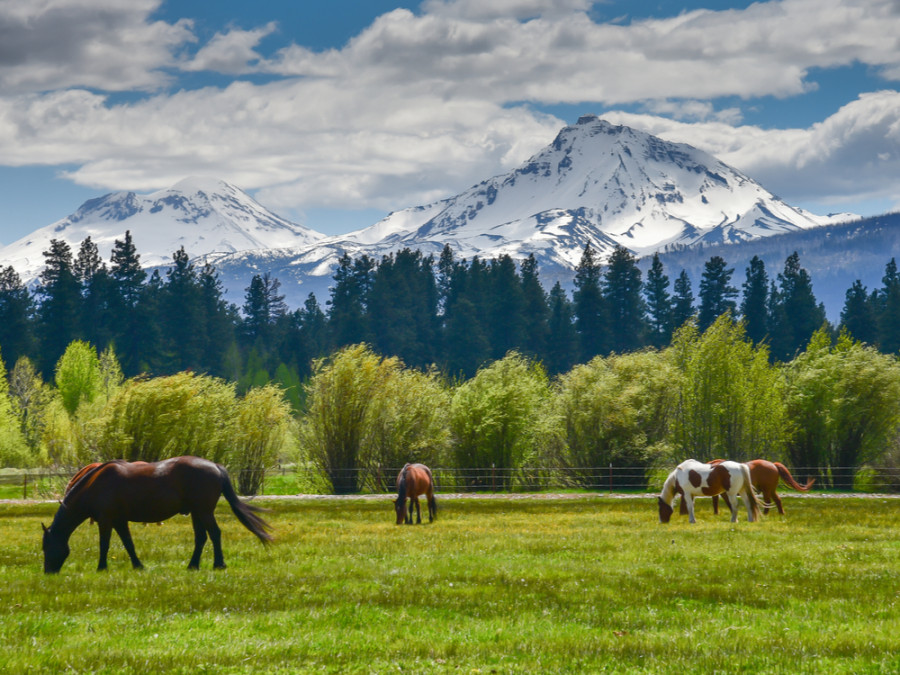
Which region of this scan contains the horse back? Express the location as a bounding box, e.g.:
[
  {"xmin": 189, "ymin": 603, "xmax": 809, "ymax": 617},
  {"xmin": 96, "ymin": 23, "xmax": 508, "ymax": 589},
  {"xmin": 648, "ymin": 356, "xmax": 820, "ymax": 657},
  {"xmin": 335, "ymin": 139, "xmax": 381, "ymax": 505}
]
[
  {"xmin": 69, "ymin": 456, "xmax": 225, "ymax": 523},
  {"xmin": 400, "ymin": 463, "xmax": 434, "ymax": 498}
]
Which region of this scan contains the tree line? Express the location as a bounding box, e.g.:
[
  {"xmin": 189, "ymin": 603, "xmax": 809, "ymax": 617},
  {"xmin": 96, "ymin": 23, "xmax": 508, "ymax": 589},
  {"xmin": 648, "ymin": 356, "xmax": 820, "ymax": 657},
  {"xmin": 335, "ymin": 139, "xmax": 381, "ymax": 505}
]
[{"xmin": 5, "ymin": 232, "xmax": 900, "ymax": 394}]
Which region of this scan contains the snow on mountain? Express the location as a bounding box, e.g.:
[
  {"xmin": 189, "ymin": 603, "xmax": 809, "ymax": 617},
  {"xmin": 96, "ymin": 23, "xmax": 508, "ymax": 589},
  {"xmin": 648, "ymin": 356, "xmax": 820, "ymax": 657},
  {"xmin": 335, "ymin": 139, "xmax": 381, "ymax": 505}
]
[
  {"xmin": 0, "ymin": 118, "xmax": 856, "ymax": 309},
  {"xmin": 204, "ymin": 115, "xmax": 854, "ymax": 306},
  {"xmin": 0, "ymin": 177, "xmax": 324, "ymax": 281},
  {"xmin": 340, "ymin": 115, "xmax": 851, "ymax": 266}
]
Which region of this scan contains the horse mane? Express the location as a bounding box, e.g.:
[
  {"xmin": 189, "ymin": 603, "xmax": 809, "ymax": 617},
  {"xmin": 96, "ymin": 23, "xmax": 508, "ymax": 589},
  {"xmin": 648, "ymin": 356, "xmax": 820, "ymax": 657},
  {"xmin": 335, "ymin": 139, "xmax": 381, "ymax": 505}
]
[
  {"xmin": 62, "ymin": 461, "xmax": 123, "ymax": 506},
  {"xmin": 397, "ymin": 463, "xmax": 411, "ymax": 502},
  {"xmin": 660, "ymin": 469, "xmax": 678, "ymax": 503}
]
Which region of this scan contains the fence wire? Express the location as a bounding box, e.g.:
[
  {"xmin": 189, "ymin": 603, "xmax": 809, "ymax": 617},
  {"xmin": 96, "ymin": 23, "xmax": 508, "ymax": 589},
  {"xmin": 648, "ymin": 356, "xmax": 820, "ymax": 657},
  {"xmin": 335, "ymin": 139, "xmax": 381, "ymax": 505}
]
[{"xmin": 4, "ymin": 465, "xmax": 900, "ymax": 498}]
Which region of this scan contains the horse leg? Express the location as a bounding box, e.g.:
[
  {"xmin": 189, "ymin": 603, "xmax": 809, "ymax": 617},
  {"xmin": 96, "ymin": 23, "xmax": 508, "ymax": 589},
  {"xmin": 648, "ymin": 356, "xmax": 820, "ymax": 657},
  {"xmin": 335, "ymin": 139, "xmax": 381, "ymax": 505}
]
[
  {"xmin": 728, "ymin": 492, "xmax": 739, "ymax": 522},
  {"xmin": 188, "ymin": 513, "xmax": 208, "ymax": 570},
  {"xmin": 207, "ymin": 516, "xmax": 225, "ymax": 569},
  {"xmin": 684, "ymin": 493, "xmax": 696, "ymax": 524},
  {"xmin": 113, "ymin": 521, "xmax": 143, "ymax": 569},
  {"xmin": 427, "ymin": 491, "xmax": 435, "ymax": 522},
  {"xmin": 769, "ymin": 489, "xmax": 784, "ymax": 515},
  {"xmin": 712, "ymin": 495, "xmax": 719, "ymax": 515},
  {"xmin": 413, "ymin": 496, "xmax": 422, "ymax": 524},
  {"xmin": 97, "ymin": 521, "xmax": 113, "ymax": 571},
  {"xmin": 721, "ymin": 493, "xmax": 732, "ymax": 516},
  {"xmin": 405, "ymin": 498, "xmax": 413, "ymax": 524}
]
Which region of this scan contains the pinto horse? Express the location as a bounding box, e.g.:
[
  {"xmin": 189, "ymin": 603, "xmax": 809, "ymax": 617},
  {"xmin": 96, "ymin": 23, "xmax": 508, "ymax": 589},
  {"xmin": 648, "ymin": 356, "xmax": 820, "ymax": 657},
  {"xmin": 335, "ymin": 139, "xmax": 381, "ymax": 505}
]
[
  {"xmin": 709, "ymin": 459, "xmax": 814, "ymax": 515},
  {"xmin": 393, "ymin": 463, "xmax": 436, "ymax": 525},
  {"xmin": 42, "ymin": 456, "xmax": 273, "ymax": 573},
  {"xmin": 659, "ymin": 459, "xmax": 761, "ymax": 524}
]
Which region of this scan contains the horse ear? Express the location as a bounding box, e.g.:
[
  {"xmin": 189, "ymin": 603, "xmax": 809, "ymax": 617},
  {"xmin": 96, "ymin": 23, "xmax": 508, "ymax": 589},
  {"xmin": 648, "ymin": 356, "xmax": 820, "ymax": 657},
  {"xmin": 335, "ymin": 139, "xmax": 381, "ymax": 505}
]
[
  {"xmin": 41, "ymin": 523, "xmax": 48, "ymax": 533},
  {"xmin": 391, "ymin": 498, "xmax": 397, "ymax": 504}
]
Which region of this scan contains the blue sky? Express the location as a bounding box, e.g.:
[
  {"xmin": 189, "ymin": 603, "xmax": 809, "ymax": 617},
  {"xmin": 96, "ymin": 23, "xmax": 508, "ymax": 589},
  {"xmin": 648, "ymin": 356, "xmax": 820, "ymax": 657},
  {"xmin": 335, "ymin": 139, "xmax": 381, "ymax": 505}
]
[{"xmin": 1, "ymin": 0, "xmax": 899, "ymax": 244}]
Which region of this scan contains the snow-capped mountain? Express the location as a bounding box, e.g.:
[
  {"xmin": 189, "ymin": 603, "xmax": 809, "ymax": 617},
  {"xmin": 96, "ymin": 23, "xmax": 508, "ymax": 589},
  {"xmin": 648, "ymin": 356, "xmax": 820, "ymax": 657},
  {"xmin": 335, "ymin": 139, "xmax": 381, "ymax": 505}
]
[
  {"xmin": 0, "ymin": 117, "xmax": 855, "ymax": 309},
  {"xmin": 204, "ymin": 115, "xmax": 852, "ymax": 305},
  {"xmin": 340, "ymin": 115, "xmax": 847, "ymax": 266},
  {"xmin": 0, "ymin": 177, "xmax": 324, "ymax": 280}
]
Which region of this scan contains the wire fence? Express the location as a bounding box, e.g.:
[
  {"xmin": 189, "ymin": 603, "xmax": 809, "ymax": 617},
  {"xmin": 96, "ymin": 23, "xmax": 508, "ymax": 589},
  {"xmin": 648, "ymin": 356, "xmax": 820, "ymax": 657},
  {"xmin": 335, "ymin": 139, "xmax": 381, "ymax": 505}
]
[{"xmin": 5, "ymin": 465, "xmax": 900, "ymax": 498}]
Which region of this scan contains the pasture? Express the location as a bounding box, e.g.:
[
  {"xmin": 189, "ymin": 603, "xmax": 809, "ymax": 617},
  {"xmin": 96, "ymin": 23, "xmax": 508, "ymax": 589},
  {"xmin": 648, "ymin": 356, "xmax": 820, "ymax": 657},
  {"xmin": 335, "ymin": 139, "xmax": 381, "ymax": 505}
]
[{"xmin": 1, "ymin": 494, "xmax": 899, "ymax": 673}]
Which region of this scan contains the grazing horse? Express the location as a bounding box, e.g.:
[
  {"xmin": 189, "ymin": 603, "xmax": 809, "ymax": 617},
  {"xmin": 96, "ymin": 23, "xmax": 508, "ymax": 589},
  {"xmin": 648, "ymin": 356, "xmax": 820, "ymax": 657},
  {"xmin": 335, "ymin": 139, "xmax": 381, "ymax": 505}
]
[
  {"xmin": 42, "ymin": 456, "xmax": 273, "ymax": 573},
  {"xmin": 393, "ymin": 463, "xmax": 436, "ymax": 525},
  {"xmin": 659, "ymin": 459, "xmax": 761, "ymax": 524},
  {"xmin": 709, "ymin": 459, "xmax": 814, "ymax": 515}
]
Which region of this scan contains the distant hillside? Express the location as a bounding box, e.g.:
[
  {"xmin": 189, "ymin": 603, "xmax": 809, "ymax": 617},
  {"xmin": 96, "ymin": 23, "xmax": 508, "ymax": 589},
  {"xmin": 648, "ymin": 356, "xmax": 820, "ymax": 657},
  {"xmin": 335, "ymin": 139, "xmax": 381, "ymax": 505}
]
[{"xmin": 643, "ymin": 212, "xmax": 900, "ymax": 320}]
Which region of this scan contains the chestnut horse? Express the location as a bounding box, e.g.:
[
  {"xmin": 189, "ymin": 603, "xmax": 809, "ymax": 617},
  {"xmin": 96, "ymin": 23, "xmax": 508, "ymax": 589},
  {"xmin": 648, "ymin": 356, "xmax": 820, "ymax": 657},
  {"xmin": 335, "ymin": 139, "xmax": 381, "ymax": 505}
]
[
  {"xmin": 42, "ymin": 456, "xmax": 273, "ymax": 573},
  {"xmin": 659, "ymin": 459, "xmax": 761, "ymax": 524},
  {"xmin": 710, "ymin": 459, "xmax": 814, "ymax": 515},
  {"xmin": 393, "ymin": 463, "xmax": 436, "ymax": 525}
]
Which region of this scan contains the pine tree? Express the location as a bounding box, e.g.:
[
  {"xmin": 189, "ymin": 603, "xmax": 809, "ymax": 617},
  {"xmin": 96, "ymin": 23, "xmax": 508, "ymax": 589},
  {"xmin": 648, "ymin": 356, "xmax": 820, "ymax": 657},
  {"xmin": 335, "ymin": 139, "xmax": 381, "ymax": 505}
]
[
  {"xmin": 519, "ymin": 254, "xmax": 550, "ymax": 359},
  {"xmin": 573, "ymin": 243, "xmax": 607, "ymax": 360},
  {"xmin": 198, "ymin": 263, "xmax": 236, "ymax": 376},
  {"xmin": 74, "ymin": 236, "xmax": 113, "ymax": 350},
  {"xmin": 161, "ymin": 247, "xmax": 205, "ymax": 372},
  {"xmin": 769, "ymin": 252, "xmax": 826, "ymax": 361},
  {"xmin": 487, "ymin": 254, "xmax": 525, "ymax": 359},
  {"xmin": 35, "ymin": 239, "xmax": 82, "ymax": 374},
  {"xmin": 697, "ymin": 255, "xmax": 737, "ymax": 331},
  {"xmin": 643, "ymin": 253, "xmax": 672, "ymax": 348},
  {"xmin": 327, "ymin": 253, "xmax": 369, "ymax": 348},
  {"xmin": 740, "ymin": 255, "xmax": 769, "ymax": 345},
  {"xmin": 670, "ymin": 269, "xmax": 695, "ymax": 332},
  {"xmin": 0, "ymin": 266, "xmax": 35, "ymax": 370},
  {"xmin": 840, "ymin": 280, "xmax": 878, "ymax": 346},
  {"xmin": 108, "ymin": 231, "xmax": 148, "ymax": 375},
  {"xmin": 242, "ymin": 272, "xmax": 287, "ymax": 347},
  {"xmin": 546, "ymin": 281, "xmax": 578, "ymax": 375},
  {"xmin": 877, "ymin": 258, "xmax": 900, "ymax": 354},
  {"xmin": 602, "ymin": 246, "xmax": 646, "ymax": 353}
]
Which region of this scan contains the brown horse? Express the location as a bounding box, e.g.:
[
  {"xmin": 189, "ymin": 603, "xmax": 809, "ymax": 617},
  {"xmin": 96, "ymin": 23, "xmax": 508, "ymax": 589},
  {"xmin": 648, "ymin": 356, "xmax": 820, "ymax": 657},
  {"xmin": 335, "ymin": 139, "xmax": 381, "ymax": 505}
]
[
  {"xmin": 42, "ymin": 456, "xmax": 273, "ymax": 573},
  {"xmin": 709, "ymin": 459, "xmax": 814, "ymax": 515},
  {"xmin": 393, "ymin": 463, "xmax": 436, "ymax": 525}
]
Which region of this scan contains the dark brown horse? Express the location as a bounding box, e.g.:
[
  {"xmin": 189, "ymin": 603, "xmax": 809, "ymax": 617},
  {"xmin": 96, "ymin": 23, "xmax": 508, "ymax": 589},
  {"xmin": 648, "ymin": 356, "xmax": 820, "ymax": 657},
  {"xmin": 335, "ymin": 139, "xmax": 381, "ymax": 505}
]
[
  {"xmin": 42, "ymin": 456, "xmax": 273, "ymax": 573},
  {"xmin": 709, "ymin": 459, "xmax": 814, "ymax": 515},
  {"xmin": 393, "ymin": 463, "xmax": 436, "ymax": 525}
]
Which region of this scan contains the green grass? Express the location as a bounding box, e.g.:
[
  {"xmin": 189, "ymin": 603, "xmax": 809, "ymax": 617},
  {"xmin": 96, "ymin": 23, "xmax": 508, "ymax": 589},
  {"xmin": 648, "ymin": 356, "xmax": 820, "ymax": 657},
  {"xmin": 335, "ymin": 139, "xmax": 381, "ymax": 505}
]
[{"xmin": 2, "ymin": 496, "xmax": 899, "ymax": 673}]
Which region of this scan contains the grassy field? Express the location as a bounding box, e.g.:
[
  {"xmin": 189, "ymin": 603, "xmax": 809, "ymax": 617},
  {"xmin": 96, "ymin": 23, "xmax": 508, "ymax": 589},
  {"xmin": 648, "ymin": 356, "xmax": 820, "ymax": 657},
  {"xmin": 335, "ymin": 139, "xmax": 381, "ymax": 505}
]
[{"xmin": 1, "ymin": 494, "xmax": 899, "ymax": 673}]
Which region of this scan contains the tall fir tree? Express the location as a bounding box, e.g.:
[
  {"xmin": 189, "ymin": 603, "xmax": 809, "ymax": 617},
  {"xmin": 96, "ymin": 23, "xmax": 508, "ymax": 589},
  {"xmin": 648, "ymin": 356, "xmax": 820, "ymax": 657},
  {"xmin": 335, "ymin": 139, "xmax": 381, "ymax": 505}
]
[
  {"xmin": 108, "ymin": 231, "xmax": 148, "ymax": 375},
  {"xmin": 740, "ymin": 255, "xmax": 769, "ymax": 345},
  {"xmin": 161, "ymin": 247, "xmax": 205, "ymax": 372},
  {"xmin": 768, "ymin": 252, "xmax": 826, "ymax": 361},
  {"xmin": 840, "ymin": 279, "xmax": 878, "ymax": 346},
  {"xmin": 573, "ymin": 243, "xmax": 607, "ymax": 361},
  {"xmin": 487, "ymin": 254, "xmax": 526, "ymax": 359},
  {"xmin": 198, "ymin": 262, "xmax": 236, "ymax": 376},
  {"xmin": 546, "ymin": 281, "xmax": 578, "ymax": 375},
  {"xmin": 35, "ymin": 239, "xmax": 82, "ymax": 374},
  {"xmin": 697, "ymin": 255, "xmax": 737, "ymax": 331},
  {"xmin": 0, "ymin": 266, "xmax": 35, "ymax": 370},
  {"xmin": 643, "ymin": 253, "xmax": 672, "ymax": 348},
  {"xmin": 74, "ymin": 236, "xmax": 113, "ymax": 350},
  {"xmin": 327, "ymin": 252, "xmax": 369, "ymax": 348},
  {"xmin": 242, "ymin": 272, "xmax": 287, "ymax": 347},
  {"xmin": 876, "ymin": 258, "xmax": 900, "ymax": 354},
  {"xmin": 519, "ymin": 254, "xmax": 550, "ymax": 359},
  {"xmin": 602, "ymin": 246, "xmax": 646, "ymax": 353},
  {"xmin": 670, "ymin": 269, "xmax": 695, "ymax": 332}
]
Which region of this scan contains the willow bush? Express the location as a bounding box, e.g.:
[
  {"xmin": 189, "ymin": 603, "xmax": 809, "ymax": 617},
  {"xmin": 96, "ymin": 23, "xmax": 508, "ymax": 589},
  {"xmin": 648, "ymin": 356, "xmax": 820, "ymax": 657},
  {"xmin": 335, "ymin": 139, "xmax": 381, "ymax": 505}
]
[
  {"xmin": 546, "ymin": 350, "xmax": 677, "ymax": 488},
  {"xmin": 670, "ymin": 315, "xmax": 788, "ymax": 462},
  {"xmin": 94, "ymin": 372, "xmax": 236, "ymax": 463},
  {"xmin": 449, "ymin": 352, "xmax": 549, "ymax": 490},
  {"xmin": 229, "ymin": 384, "xmax": 294, "ymax": 495}
]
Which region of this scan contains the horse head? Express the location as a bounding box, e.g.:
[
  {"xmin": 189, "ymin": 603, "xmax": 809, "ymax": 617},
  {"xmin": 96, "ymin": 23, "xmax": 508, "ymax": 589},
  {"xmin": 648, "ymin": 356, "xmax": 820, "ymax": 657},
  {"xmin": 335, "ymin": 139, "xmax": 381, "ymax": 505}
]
[
  {"xmin": 658, "ymin": 496, "xmax": 674, "ymax": 523},
  {"xmin": 392, "ymin": 498, "xmax": 407, "ymax": 525},
  {"xmin": 42, "ymin": 523, "xmax": 70, "ymax": 574}
]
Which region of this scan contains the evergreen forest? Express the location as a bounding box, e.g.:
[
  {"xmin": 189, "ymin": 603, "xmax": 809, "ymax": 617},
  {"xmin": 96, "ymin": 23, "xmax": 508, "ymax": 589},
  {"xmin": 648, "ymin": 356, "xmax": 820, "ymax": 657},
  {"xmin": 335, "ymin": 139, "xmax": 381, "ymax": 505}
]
[{"xmin": 3, "ymin": 231, "xmax": 900, "ymax": 492}]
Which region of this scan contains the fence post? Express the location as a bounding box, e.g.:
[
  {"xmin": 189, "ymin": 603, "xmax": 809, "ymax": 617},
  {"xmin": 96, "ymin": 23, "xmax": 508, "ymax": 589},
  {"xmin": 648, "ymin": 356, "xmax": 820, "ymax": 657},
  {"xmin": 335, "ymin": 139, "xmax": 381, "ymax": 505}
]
[
  {"xmin": 609, "ymin": 463, "xmax": 612, "ymax": 494},
  {"xmin": 492, "ymin": 463, "xmax": 496, "ymax": 493},
  {"xmin": 23, "ymin": 472, "xmax": 28, "ymax": 500}
]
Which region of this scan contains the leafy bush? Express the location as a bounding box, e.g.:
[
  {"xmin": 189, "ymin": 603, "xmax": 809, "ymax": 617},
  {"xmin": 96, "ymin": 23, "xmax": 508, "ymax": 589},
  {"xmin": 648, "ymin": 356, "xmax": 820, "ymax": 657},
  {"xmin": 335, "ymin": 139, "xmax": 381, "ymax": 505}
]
[
  {"xmin": 449, "ymin": 352, "xmax": 549, "ymax": 490},
  {"xmin": 95, "ymin": 372, "xmax": 236, "ymax": 462},
  {"xmin": 546, "ymin": 350, "xmax": 676, "ymax": 487},
  {"xmin": 229, "ymin": 384, "xmax": 295, "ymax": 495}
]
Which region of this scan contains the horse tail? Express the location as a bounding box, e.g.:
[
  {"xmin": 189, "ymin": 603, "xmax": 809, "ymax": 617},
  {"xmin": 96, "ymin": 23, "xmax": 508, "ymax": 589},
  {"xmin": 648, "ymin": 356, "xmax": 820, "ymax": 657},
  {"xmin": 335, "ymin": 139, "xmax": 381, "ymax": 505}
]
[
  {"xmin": 424, "ymin": 465, "xmax": 437, "ymax": 521},
  {"xmin": 740, "ymin": 463, "xmax": 761, "ymax": 522},
  {"xmin": 218, "ymin": 466, "xmax": 273, "ymax": 544},
  {"xmin": 774, "ymin": 461, "xmax": 814, "ymax": 491}
]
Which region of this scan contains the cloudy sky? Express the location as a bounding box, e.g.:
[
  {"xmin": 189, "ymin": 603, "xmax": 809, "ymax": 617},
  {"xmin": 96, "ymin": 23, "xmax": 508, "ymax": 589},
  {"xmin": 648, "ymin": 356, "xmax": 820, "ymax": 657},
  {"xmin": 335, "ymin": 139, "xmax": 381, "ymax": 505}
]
[{"xmin": 1, "ymin": 0, "xmax": 899, "ymax": 243}]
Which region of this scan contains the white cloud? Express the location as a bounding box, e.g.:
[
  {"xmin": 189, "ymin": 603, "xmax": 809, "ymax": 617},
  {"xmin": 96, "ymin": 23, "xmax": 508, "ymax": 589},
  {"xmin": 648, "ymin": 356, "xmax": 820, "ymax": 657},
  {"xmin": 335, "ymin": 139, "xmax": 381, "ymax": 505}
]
[
  {"xmin": 183, "ymin": 23, "xmax": 277, "ymax": 74},
  {"xmin": 1, "ymin": 0, "xmax": 900, "ymax": 226},
  {"xmin": 603, "ymin": 91, "xmax": 900, "ymax": 208},
  {"xmin": 0, "ymin": 0, "xmax": 194, "ymax": 93}
]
